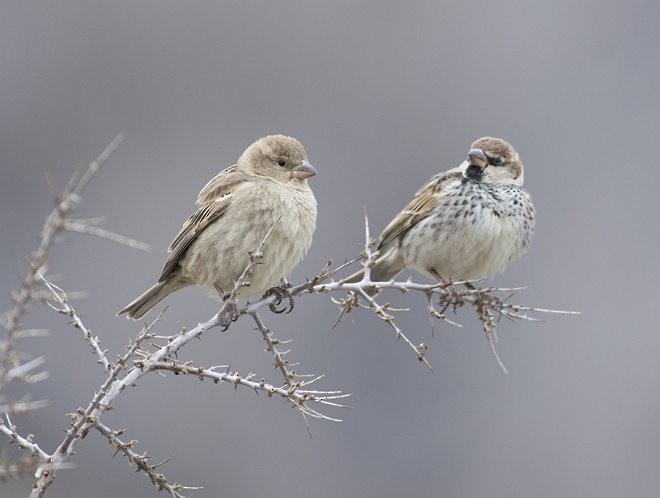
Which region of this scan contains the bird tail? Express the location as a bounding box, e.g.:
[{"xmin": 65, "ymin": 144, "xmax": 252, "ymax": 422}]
[
  {"xmin": 117, "ymin": 279, "xmax": 188, "ymax": 320},
  {"xmin": 344, "ymin": 247, "xmax": 404, "ymax": 296}
]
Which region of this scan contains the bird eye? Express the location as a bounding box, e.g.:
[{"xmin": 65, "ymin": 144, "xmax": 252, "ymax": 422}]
[
  {"xmin": 489, "ymin": 156, "xmax": 503, "ymax": 166},
  {"xmin": 277, "ymin": 160, "xmax": 286, "ymax": 167}
]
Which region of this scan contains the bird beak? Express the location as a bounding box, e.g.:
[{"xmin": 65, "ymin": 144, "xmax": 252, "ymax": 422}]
[
  {"xmin": 468, "ymin": 148, "xmax": 488, "ymax": 168},
  {"xmin": 293, "ymin": 160, "xmax": 317, "ymax": 180}
]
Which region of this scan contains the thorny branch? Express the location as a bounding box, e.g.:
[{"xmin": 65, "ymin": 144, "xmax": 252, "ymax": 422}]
[
  {"xmin": 0, "ymin": 414, "xmax": 50, "ymax": 461},
  {"xmin": 151, "ymin": 361, "xmax": 347, "ymax": 421},
  {"xmin": 40, "ymin": 276, "xmax": 112, "ymax": 374},
  {"xmin": 240, "ymin": 213, "xmax": 575, "ymax": 375},
  {"xmin": 326, "ymin": 275, "xmax": 578, "ymax": 374},
  {"xmin": 1, "ymin": 133, "xmax": 127, "ymax": 390},
  {"xmin": 94, "ymin": 421, "xmax": 201, "ymax": 498},
  {"xmin": 15, "ymin": 219, "xmax": 347, "ymax": 498},
  {"xmin": 0, "ymin": 133, "xmax": 151, "ymax": 487},
  {"xmin": 243, "ymin": 210, "xmax": 578, "ymax": 374},
  {"xmin": 1, "ymin": 136, "xmax": 348, "ymax": 496},
  {"xmin": 1, "ymin": 137, "xmax": 576, "ymax": 498}
]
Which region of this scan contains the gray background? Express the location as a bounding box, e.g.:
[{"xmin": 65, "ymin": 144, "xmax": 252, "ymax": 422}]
[{"xmin": 2, "ymin": 1, "xmax": 659, "ymax": 497}]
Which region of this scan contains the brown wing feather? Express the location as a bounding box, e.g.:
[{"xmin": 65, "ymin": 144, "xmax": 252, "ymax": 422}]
[
  {"xmin": 158, "ymin": 196, "xmax": 232, "ymax": 282},
  {"xmin": 377, "ymin": 169, "xmax": 462, "ymax": 250},
  {"xmin": 196, "ymin": 164, "xmax": 249, "ymax": 207},
  {"xmin": 159, "ymin": 164, "xmax": 251, "ymax": 282}
]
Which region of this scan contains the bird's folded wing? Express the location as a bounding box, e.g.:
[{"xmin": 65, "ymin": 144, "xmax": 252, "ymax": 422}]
[
  {"xmin": 196, "ymin": 164, "xmax": 248, "ymax": 207},
  {"xmin": 158, "ymin": 165, "xmax": 253, "ymax": 282},
  {"xmin": 158, "ymin": 195, "xmax": 233, "ymax": 282},
  {"xmin": 377, "ymin": 169, "xmax": 462, "ymax": 250}
]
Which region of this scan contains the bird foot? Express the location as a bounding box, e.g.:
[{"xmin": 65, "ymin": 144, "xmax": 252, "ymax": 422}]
[
  {"xmin": 218, "ymin": 300, "xmax": 239, "ymax": 331},
  {"xmin": 263, "ymin": 280, "xmax": 294, "ymax": 314}
]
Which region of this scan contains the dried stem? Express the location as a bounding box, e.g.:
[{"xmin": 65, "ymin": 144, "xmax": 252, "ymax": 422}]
[
  {"xmin": 0, "ymin": 414, "xmax": 50, "ymax": 461},
  {"xmin": 151, "ymin": 361, "xmax": 348, "ymax": 421},
  {"xmin": 94, "ymin": 421, "xmax": 201, "ymax": 498},
  {"xmin": 1, "ymin": 133, "xmax": 127, "ymax": 390},
  {"xmin": 39, "ymin": 274, "xmax": 112, "ymax": 373}
]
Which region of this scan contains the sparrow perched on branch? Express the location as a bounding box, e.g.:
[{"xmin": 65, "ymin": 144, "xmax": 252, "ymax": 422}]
[
  {"xmin": 348, "ymin": 137, "xmax": 534, "ymax": 288},
  {"xmin": 118, "ymin": 134, "xmax": 318, "ymax": 319}
]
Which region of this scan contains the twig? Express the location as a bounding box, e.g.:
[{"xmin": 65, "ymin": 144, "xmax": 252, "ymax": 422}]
[
  {"xmin": 94, "ymin": 421, "xmax": 200, "ymax": 498},
  {"xmin": 306, "ymin": 276, "xmax": 576, "ymax": 372},
  {"xmin": 151, "ymin": 361, "xmax": 348, "ymax": 421},
  {"xmin": 249, "ymin": 312, "xmax": 298, "ymax": 386},
  {"xmin": 62, "ymin": 221, "xmax": 151, "ymax": 251},
  {"xmin": 39, "ymin": 274, "xmax": 112, "ymax": 373},
  {"xmin": 0, "ymin": 414, "xmax": 50, "ymax": 461},
  {"xmin": 1, "ymin": 133, "xmax": 130, "ymax": 389},
  {"xmin": 0, "ymin": 135, "xmax": 141, "ymax": 493}
]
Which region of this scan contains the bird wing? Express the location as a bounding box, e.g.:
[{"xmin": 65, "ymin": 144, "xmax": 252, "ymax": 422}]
[
  {"xmin": 195, "ymin": 164, "xmax": 248, "ymax": 207},
  {"xmin": 158, "ymin": 165, "xmax": 251, "ymax": 282},
  {"xmin": 377, "ymin": 168, "xmax": 463, "ymax": 250}
]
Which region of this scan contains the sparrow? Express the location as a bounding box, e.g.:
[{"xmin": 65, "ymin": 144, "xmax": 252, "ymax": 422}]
[
  {"xmin": 347, "ymin": 137, "xmax": 534, "ymax": 288},
  {"xmin": 118, "ymin": 134, "xmax": 318, "ymax": 319}
]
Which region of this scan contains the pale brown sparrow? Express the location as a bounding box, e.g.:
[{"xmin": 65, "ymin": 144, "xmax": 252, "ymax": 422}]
[
  {"xmin": 348, "ymin": 137, "xmax": 534, "ymax": 287},
  {"xmin": 118, "ymin": 135, "xmax": 317, "ymax": 319}
]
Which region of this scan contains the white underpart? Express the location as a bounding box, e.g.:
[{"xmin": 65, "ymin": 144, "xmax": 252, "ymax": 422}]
[{"xmin": 403, "ymin": 178, "xmax": 533, "ymax": 280}]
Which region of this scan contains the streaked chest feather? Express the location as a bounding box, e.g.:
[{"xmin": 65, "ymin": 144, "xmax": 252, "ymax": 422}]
[{"xmin": 403, "ymin": 179, "xmax": 534, "ymax": 279}]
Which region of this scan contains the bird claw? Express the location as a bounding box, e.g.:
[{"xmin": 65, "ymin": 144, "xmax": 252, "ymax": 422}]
[
  {"xmin": 264, "ymin": 282, "xmax": 294, "ymax": 314},
  {"xmin": 218, "ymin": 300, "xmax": 239, "ymax": 331}
]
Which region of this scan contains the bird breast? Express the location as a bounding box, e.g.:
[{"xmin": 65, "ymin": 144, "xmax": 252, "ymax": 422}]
[
  {"xmin": 180, "ymin": 181, "xmax": 317, "ymax": 299},
  {"xmin": 402, "ymin": 181, "xmax": 534, "ymax": 280}
]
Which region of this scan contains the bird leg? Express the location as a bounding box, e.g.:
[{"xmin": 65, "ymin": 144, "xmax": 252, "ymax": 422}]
[
  {"xmin": 215, "ymin": 284, "xmax": 239, "ymax": 330},
  {"xmin": 217, "ymin": 300, "xmax": 239, "ymax": 331},
  {"xmin": 263, "ymin": 278, "xmax": 294, "ymax": 314},
  {"xmin": 428, "ymin": 268, "xmax": 451, "ymax": 287}
]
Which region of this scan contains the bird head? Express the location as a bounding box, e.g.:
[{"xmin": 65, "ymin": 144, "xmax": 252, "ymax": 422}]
[
  {"xmin": 464, "ymin": 137, "xmax": 524, "ymax": 186},
  {"xmin": 239, "ymin": 134, "xmax": 317, "ymax": 185}
]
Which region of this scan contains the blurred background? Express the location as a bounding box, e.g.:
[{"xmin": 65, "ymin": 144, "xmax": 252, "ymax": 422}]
[{"xmin": 2, "ymin": 1, "xmax": 659, "ymax": 497}]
